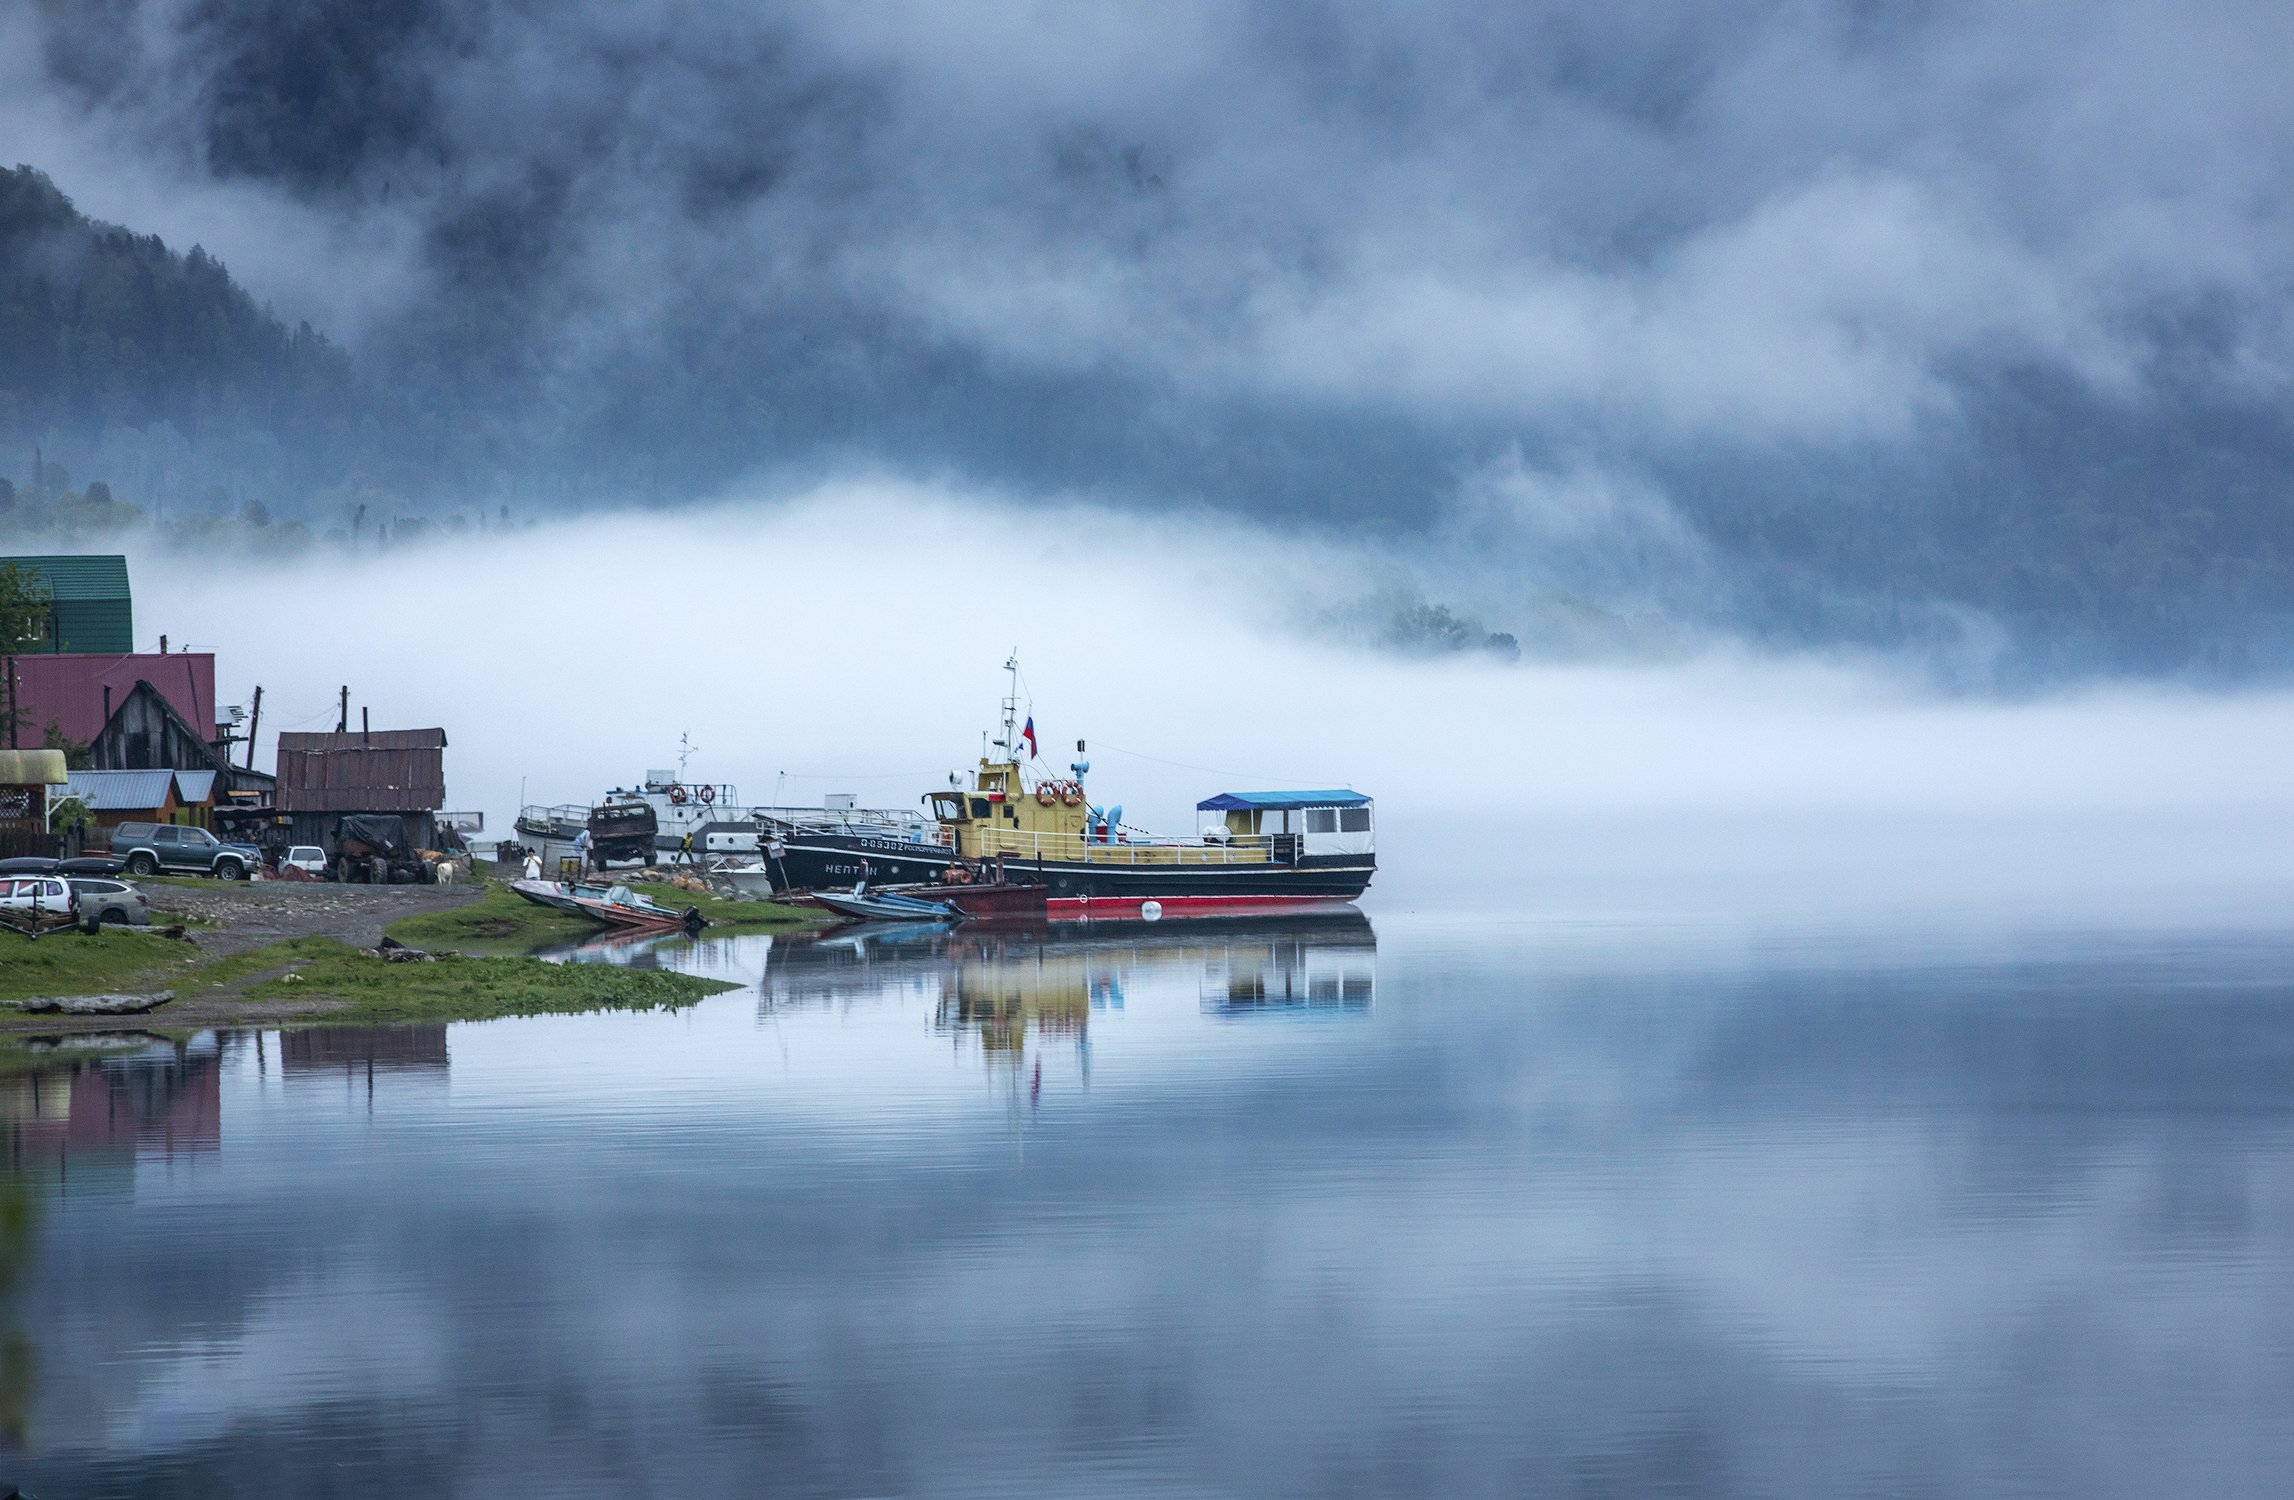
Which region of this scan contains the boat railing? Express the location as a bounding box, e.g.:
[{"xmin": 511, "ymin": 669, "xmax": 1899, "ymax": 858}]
[
  {"xmin": 516, "ymin": 803, "xmax": 589, "ymax": 832},
  {"xmin": 755, "ymin": 808, "xmax": 939, "ymax": 841},
  {"xmin": 963, "ymin": 828, "xmax": 1282, "ymax": 867}
]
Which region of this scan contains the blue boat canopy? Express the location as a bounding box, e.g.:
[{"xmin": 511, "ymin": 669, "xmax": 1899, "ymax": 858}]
[{"xmin": 1196, "ymin": 790, "xmax": 1371, "ymax": 811}]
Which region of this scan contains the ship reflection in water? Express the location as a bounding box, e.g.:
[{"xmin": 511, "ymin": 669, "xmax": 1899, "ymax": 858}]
[
  {"xmin": 756, "ymin": 912, "xmax": 1376, "ymax": 1060},
  {"xmin": 19, "ymin": 914, "xmax": 2294, "ymax": 1497}
]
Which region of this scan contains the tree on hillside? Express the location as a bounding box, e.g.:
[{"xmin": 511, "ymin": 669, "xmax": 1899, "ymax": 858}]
[{"xmin": 0, "ymin": 561, "xmax": 55, "ymax": 748}]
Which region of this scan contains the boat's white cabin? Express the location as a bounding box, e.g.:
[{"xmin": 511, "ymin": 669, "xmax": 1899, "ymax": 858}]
[{"xmin": 1198, "ymin": 792, "xmax": 1374, "ymax": 858}]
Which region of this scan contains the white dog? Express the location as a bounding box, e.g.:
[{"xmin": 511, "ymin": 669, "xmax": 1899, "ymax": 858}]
[{"xmin": 433, "ymin": 860, "xmax": 458, "ymax": 888}]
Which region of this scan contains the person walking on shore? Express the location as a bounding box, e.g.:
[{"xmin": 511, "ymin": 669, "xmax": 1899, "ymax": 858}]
[{"xmin": 523, "ymin": 849, "xmax": 542, "ymax": 881}]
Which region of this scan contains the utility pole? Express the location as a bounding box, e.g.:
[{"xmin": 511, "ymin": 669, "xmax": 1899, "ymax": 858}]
[
  {"xmin": 245, "ymin": 686, "xmax": 262, "ymax": 769},
  {"xmin": 336, "ymin": 686, "xmax": 349, "ymax": 733}
]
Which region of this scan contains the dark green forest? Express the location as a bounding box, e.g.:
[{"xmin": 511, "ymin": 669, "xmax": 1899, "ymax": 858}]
[{"xmin": 0, "ymin": 166, "xmax": 388, "ymax": 511}]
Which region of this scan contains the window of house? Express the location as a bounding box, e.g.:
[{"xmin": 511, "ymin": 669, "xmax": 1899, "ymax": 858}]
[{"xmin": 1338, "ymin": 808, "xmax": 1371, "ymax": 832}]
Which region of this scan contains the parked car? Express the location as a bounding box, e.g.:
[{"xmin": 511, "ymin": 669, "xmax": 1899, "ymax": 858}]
[
  {"xmin": 0, "ymin": 854, "xmax": 136, "ymax": 877},
  {"xmin": 107, "ymin": 822, "xmax": 262, "ymax": 880},
  {"xmin": 68, "ymin": 877, "xmax": 150, "ymax": 927},
  {"xmin": 281, "ymin": 845, "xmax": 329, "ymax": 876},
  {"xmin": 0, "ymin": 875, "xmax": 77, "ymax": 929}
]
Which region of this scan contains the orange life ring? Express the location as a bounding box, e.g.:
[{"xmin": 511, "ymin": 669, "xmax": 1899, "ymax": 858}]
[
  {"xmin": 1036, "ymin": 784, "xmax": 1056, "ymax": 806},
  {"xmin": 668, "ymin": 785, "xmax": 689, "ymax": 805},
  {"xmin": 698, "ymin": 784, "xmax": 716, "ymax": 804},
  {"xmin": 1061, "ymin": 784, "xmax": 1085, "ymax": 807}
]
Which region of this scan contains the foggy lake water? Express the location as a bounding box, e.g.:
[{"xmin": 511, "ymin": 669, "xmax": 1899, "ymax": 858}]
[{"xmin": 8, "ymin": 895, "xmax": 2294, "ymax": 1498}]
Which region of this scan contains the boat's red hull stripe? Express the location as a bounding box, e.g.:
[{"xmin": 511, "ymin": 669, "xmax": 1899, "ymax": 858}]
[{"xmin": 1044, "ymin": 894, "xmax": 1355, "ymax": 921}]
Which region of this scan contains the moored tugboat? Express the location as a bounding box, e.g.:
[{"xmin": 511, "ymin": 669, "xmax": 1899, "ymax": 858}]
[{"xmin": 753, "ymin": 659, "xmax": 1376, "ymax": 920}]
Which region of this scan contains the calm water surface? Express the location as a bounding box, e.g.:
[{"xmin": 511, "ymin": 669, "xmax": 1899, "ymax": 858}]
[{"xmin": 6, "ymin": 908, "xmax": 2294, "ymax": 1497}]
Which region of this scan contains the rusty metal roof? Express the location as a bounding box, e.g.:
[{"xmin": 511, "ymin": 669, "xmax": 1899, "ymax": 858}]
[
  {"xmin": 274, "ymin": 729, "xmax": 448, "ymax": 813},
  {"xmin": 276, "ymin": 729, "xmax": 447, "ymax": 753},
  {"xmin": 8, "ymin": 654, "xmax": 216, "ymax": 746}
]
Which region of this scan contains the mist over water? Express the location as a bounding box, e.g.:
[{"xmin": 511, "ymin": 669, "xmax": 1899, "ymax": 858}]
[
  {"xmin": 121, "ymin": 481, "xmax": 2294, "ymax": 924},
  {"xmin": 10, "ymin": 8, "xmax": 2294, "ymax": 1493}
]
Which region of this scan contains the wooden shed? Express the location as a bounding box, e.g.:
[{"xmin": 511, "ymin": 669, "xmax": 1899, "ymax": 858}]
[{"xmin": 275, "ymin": 728, "xmax": 449, "ymax": 849}]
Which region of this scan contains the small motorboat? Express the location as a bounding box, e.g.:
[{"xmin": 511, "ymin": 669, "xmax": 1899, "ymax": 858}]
[
  {"xmin": 510, "ymin": 878, "xmax": 585, "ymax": 913},
  {"xmin": 515, "ymin": 879, "xmax": 701, "ymax": 932},
  {"xmin": 570, "ymin": 884, "xmax": 704, "ymax": 932},
  {"xmin": 811, "ymin": 886, "xmax": 958, "ymax": 925}
]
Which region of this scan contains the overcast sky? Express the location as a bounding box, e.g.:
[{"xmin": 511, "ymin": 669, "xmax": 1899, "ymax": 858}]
[
  {"xmin": 10, "ymin": 1, "xmax": 2289, "ymax": 429},
  {"xmin": 8, "ymin": 1, "xmax": 2294, "ymax": 673}
]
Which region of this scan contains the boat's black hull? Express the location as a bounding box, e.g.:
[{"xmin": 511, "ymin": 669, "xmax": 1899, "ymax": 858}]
[{"xmin": 763, "ymin": 831, "xmax": 1373, "ymax": 906}]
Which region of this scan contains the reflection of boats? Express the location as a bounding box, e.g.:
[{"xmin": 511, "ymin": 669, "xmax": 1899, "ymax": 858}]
[
  {"xmin": 759, "ymin": 912, "xmax": 1377, "ymax": 1057},
  {"xmin": 531, "ymin": 927, "xmax": 694, "ymax": 963},
  {"xmin": 750, "ymin": 658, "xmax": 1376, "ymax": 918},
  {"xmin": 810, "ymin": 888, "xmax": 958, "ymax": 924},
  {"xmin": 1200, "ymin": 925, "xmax": 1377, "ymax": 1016}
]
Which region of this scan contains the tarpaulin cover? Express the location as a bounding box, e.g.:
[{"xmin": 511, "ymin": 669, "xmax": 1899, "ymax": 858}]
[{"xmin": 334, "ymin": 814, "xmax": 411, "ymax": 857}]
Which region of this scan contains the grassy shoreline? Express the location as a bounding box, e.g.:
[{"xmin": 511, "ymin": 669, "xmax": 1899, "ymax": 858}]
[
  {"xmin": 379, "ymin": 881, "xmax": 821, "ymax": 953},
  {"xmin": 0, "ymin": 878, "xmax": 822, "ymax": 1031}
]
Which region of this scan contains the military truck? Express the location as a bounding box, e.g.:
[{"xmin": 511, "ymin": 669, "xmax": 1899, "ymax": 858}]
[
  {"xmin": 586, "ymin": 799, "xmax": 659, "ymax": 871},
  {"xmin": 332, "ymin": 814, "xmax": 426, "ymax": 884}
]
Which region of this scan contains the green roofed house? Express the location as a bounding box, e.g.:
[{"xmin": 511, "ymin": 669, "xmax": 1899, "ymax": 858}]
[{"xmin": 1, "ymin": 554, "xmax": 134, "ymax": 653}]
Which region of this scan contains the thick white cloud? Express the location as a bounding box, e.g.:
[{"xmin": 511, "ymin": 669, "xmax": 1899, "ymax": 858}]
[{"xmin": 13, "ymin": 0, "xmax": 2294, "ymax": 439}]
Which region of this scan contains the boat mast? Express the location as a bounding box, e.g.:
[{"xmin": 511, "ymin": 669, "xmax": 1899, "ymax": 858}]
[{"xmin": 994, "ymin": 652, "xmax": 1019, "ymax": 763}]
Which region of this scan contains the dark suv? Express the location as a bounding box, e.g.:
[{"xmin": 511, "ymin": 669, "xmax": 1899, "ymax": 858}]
[{"xmin": 109, "ymin": 822, "xmax": 261, "ymax": 880}]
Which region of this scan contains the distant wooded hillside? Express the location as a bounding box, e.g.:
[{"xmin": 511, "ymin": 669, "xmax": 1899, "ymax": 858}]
[{"xmin": 0, "ymin": 165, "xmax": 385, "ymax": 511}]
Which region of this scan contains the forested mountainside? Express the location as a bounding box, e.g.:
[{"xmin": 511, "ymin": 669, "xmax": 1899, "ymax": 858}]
[{"xmin": 0, "ymin": 166, "xmax": 385, "ymax": 506}]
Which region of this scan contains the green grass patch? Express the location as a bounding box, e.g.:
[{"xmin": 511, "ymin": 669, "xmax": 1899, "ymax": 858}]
[
  {"xmin": 623, "ymin": 881, "xmax": 821, "ymax": 929},
  {"xmin": 241, "ymin": 940, "xmax": 735, "ymax": 1022},
  {"xmin": 0, "ymin": 928, "xmax": 201, "ymax": 1001},
  {"xmin": 383, "ymin": 883, "xmax": 594, "ymax": 953},
  {"xmin": 1, "ymin": 926, "xmax": 733, "ymax": 1025}
]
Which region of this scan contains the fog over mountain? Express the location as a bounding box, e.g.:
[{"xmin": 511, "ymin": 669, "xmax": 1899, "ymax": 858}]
[{"xmin": 7, "ymin": 1, "xmax": 2294, "ymax": 681}]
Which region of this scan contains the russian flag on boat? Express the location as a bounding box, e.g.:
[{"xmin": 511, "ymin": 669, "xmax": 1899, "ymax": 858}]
[{"xmin": 1021, "ymin": 717, "xmax": 1039, "ymax": 758}]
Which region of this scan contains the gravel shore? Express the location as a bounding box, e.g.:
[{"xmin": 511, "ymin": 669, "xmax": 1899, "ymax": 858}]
[{"xmin": 144, "ymin": 879, "xmax": 486, "ymax": 955}]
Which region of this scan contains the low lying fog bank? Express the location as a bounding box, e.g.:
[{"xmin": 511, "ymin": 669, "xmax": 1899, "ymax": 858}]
[{"xmin": 131, "ymin": 482, "xmax": 2294, "ymax": 921}]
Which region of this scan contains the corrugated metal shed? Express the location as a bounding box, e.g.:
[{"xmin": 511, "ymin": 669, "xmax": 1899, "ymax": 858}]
[
  {"xmin": 0, "ymin": 750, "xmax": 68, "ymax": 785},
  {"xmin": 0, "ymin": 554, "xmax": 133, "ymax": 652},
  {"xmin": 275, "ymin": 729, "xmax": 448, "ymax": 813},
  {"xmin": 68, "ymin": 769, "xmax": 179, "ymax": 810},
  {"xmin": 174, "ymin": 770, "xmax": 217, "ymax": 804}
]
